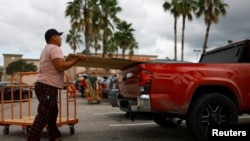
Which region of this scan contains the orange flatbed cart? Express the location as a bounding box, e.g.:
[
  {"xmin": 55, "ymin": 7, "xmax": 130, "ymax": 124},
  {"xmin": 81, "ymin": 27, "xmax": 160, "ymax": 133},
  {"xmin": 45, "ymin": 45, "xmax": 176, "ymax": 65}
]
[
  {"xmin": 0, "ymin": 72, "xmax": 78, "ymax": 136},
  {"xmin": 85, "ymin": 78, "xmax": 102, "ymax": 104}
]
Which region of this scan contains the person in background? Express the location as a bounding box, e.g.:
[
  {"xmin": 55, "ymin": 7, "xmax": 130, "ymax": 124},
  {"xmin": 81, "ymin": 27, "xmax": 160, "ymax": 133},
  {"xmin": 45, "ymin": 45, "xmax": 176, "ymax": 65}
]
[
  {"xmin": 90, "ymin": 72, "xmax": 97, "ymax": 89},
  {"xmin": 80, "ymin": 75, "xmax": 88, "ymax": 98},
  {"xmin": 27, "ymin": 28, "xmax": 86, "ymax": 141}
]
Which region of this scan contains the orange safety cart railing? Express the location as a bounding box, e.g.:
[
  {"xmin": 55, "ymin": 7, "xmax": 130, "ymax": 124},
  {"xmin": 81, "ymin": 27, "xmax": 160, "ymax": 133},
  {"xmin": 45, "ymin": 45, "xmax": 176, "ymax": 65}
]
[{"xmin": 0, "ymin": 72, "xmax": 78, "ymax": 136}]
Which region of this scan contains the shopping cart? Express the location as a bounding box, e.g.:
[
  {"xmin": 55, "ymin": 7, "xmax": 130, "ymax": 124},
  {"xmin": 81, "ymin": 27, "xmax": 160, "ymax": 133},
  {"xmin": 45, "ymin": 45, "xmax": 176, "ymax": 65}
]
[{"xmin": 0, "ymin": 72, "xmax": 78, "ymax": 136}]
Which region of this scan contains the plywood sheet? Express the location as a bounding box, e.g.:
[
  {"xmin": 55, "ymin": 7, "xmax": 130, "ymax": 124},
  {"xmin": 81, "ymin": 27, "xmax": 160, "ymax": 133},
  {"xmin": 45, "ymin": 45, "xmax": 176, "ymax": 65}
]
[{"xmin": 65, "ymin": 54, "xmax": 145, "ymax": 70}]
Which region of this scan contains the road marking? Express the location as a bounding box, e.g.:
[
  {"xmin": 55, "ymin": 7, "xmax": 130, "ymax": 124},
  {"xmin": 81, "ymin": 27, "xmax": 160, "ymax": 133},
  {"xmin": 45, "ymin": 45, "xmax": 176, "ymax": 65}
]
[
  {"xmin": 94, "ymin": 111, "xmax": 125, "ymax": 115},
  {"xmin": 110, "ymin": 122, "xmax": 155, "ymax": 127}
]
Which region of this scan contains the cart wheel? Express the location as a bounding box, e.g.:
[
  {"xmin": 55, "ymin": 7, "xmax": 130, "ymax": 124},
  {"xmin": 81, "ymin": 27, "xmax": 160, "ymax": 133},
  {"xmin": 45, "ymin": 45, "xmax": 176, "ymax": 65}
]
[
  {"xmin": 3, "ymin": 126, "xmax": 9, "ymax": 135},
  {"xmin": 23, "ymin": 128, "xmax": 30, "ymax": 136},
  {"xmin": 69, "ymin": 125, "xmax": 75, "ymax": 135}
]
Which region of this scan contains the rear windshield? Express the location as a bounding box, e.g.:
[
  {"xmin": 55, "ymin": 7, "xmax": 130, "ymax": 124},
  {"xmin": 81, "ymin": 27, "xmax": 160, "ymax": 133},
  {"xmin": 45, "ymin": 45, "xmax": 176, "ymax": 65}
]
[{"xmin": 200, "ymin": 40, "xmax": 249, "ymax": 63}]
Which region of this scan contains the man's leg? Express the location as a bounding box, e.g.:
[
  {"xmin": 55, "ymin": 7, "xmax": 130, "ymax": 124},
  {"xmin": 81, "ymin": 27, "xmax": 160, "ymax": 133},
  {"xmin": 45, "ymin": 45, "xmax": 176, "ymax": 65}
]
[
  {"xmin": 27, "ymin": 83, "xmax": 50, "ymax": 141},
  {"xmin": 47, "ymin": 91, "xmax": 61, "ymax": 141}
]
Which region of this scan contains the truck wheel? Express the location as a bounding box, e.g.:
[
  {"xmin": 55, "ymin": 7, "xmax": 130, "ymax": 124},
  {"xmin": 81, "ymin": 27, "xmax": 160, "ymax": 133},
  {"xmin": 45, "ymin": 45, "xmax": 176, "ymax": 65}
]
[
  {"xmin": 186, "ymin": 93, "xmax": 238, "ymax": 141},
  {"xmin": 153, "ymin": 113, "xmax": 180, "ymax": 128}
]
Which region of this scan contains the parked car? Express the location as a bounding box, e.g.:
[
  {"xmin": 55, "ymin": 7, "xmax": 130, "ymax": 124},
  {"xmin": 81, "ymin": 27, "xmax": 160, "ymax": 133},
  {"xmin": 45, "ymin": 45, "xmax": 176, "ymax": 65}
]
[
  {"xmin": 99, "ymin": 76, "xmax": 112, "ymax": 99},
  {"xmin": 107, "ymin": 74, "xmax": 119, "ymax": 107},
  {"xmin": 0, "ymin": 81, "xmax": 33, "ymax": 101}
]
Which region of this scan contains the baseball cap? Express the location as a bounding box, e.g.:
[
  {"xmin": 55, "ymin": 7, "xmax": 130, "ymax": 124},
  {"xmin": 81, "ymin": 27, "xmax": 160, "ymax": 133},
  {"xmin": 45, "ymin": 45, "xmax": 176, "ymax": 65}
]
[{"xmin": 45, "ymin": 29, "xmax": 63, "ymax": 42}]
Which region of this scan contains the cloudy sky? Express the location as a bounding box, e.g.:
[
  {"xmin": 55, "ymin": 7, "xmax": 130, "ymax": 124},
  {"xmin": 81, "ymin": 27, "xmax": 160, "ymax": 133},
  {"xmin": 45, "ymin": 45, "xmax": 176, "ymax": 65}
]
[{"xmin": 0, "ymin": 0, "xmax": 250, "ymax": 66}]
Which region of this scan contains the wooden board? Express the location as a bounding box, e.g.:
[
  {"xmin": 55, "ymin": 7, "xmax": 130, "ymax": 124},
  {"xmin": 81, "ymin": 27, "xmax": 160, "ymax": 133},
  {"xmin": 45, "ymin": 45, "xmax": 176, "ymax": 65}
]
[{"xmin": 65, "ymin": 54, "xmax": 146, "ymax": 70}]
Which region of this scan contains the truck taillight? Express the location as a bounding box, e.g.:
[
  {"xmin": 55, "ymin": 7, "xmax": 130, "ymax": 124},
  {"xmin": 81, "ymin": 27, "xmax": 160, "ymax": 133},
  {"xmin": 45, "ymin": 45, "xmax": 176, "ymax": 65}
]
[{"xmin": 138, "ymin": 70, "xmax": 152, "ymax": 86}]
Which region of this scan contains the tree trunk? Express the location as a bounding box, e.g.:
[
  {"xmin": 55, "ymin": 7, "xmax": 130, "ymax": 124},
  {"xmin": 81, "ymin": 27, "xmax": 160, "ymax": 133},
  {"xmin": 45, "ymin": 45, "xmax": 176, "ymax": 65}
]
[
  {"xmin": 102, "ymin": 15, "xmax": 108, "ymax": 57},
  {"xmin": 202, "ymin": 21, "xmax": 211, "ymax": 54},
  {"xmin": 181, "ymin": 15, "xmax": 186, "ymax": 61},
  {"xmin": 174, "ymin": 17, "xmax": 177, "ymax": 61}
]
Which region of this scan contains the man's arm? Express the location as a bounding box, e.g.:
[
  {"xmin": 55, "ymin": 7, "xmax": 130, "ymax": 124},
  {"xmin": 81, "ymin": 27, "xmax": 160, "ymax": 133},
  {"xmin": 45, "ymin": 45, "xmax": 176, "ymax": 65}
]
[{"xmin": 52, "ymin": 55, "xmax": 86, "ymax": 72}]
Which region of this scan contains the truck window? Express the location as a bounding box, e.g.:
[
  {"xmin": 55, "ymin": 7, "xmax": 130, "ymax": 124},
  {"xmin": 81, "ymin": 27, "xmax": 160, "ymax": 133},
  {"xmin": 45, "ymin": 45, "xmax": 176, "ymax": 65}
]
[
  {"xmin": 200, "ymin": 40, "xmax": 249, "ymax": 63},
  {"xmin": 237, "ymin": 41, "xmax": 250, "ymax": 63}
]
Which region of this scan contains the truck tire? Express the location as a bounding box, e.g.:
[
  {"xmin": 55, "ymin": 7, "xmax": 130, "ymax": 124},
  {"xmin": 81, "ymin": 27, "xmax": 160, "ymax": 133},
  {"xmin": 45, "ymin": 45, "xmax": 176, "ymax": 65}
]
[{"xmin": 186, "ymin": 93, "xmax": 238, "ymax": 141}]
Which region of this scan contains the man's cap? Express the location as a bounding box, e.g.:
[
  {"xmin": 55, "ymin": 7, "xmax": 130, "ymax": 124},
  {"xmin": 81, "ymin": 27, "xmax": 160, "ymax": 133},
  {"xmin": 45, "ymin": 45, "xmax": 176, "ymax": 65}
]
[{"xmin": 45, "ymin": 29, "xmax": 63, "ymax": 42}]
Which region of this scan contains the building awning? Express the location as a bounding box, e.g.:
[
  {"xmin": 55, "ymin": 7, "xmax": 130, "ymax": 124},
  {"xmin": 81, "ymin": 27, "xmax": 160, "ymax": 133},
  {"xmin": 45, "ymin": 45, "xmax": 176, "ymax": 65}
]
[{"xmin": 65, "ymin": 54, "xmax": 146, "ymax": 70}]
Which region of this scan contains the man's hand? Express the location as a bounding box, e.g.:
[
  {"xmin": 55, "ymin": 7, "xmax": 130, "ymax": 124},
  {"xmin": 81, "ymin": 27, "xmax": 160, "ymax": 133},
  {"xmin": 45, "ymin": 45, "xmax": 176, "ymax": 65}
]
[
  {"xmin": 53, "ymin": 54, "xmax": 87, "ymax": 72},
  {"xmin": 77, "ymin": 54, "xmax": 86, "ymax": 61}
]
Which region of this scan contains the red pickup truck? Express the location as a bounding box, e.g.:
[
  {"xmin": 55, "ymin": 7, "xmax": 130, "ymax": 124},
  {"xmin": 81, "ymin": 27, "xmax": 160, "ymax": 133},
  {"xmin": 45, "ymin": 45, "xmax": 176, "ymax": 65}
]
[{"xmin": 117, "ymin": 39, "xmax": 250, "ymax": 140}]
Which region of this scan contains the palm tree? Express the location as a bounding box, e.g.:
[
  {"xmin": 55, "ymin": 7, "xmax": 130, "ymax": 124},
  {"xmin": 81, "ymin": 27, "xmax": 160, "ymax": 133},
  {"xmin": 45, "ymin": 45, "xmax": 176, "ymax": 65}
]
[
  {"xmin": 163, "ymin": 0, "xmax": 181, "ymax": 61},
  {"xmin": 106, "ymin": 36, "xmax": 118, "ymax": 58},
  {"xmin": 196, "ymin": 0, "xmax": 228, "ymax": 54},
  {"xmin": 179, "ymin": 0, "xmax": 197, "ymax": 61},
  {"xmin": 65, "ymin": 29, "xmax": 83, "ymax": 80},
  {"xmin": 128, "ymin": 37, "xmax": 139, "ymax": 59},
  {"xmin": 114, "ymin": 21, "xmax": 135, "ymax": 59},
  {"xmin": 65, "ymin": 0, "xmax": 99, "ymax": 74},
  {"xmin": 99, "ymin": 0, "xmax": 122, "ymax": 57},
  {"xmin": 91, "ymin": 34, "xmax": 102, "ymax": 56},
  {"xmin": 90, "ymin": 2, "xmax": 103, "ymax": 56},
  {"xmin": 66, "ymin": 29, "xmax": 83, "ymax": 54},
  {"xmin": 65, "ymin": 0, "xmax": 81, "ymax": 24},
  {"xmin": 83, "ymin": 0, "xmax": 99, "ymax": 55},
  {"xmin": 65, "ymin": 0, "xmax": 96, "ymax": 55},
  {"xmin": 65, "ymin": 0, "xmax": 84, "ymax": 51}
]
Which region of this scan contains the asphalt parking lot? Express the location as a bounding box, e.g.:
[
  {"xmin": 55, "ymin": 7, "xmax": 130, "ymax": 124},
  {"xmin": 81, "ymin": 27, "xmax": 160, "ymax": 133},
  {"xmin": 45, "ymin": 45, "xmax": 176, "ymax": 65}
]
[{"xmin": 1, "ymin": 90, "xmax": 250, "ymax": 141}]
